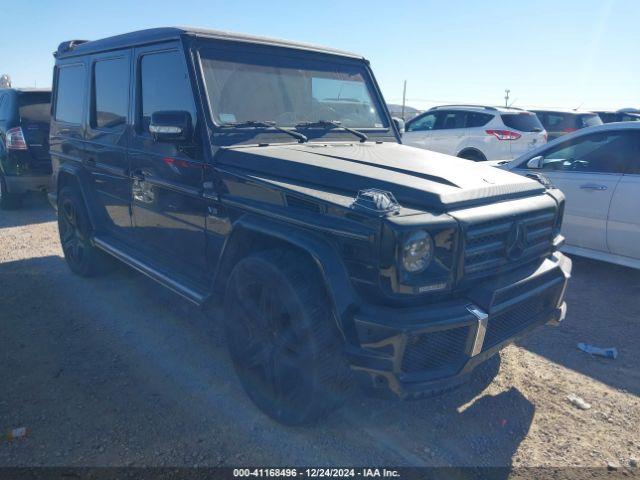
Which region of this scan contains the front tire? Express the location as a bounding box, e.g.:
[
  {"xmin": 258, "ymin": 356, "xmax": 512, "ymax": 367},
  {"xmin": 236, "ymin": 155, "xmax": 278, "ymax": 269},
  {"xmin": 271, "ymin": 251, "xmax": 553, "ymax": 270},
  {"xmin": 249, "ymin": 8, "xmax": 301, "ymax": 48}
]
[
  {"xmin": 223, "ymin": 250, "xmax": 352, "ymax": 425},
  {"xmin": 57, "ymin": 186, "xmax": 113, "ymax": 277}
]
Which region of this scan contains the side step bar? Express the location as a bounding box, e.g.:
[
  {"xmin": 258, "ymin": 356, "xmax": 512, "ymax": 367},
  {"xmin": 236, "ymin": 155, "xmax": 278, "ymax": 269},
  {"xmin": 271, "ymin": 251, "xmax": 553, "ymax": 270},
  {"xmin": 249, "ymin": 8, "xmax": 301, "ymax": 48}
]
[{"xmin": 93, "ymin": 236, "xmax": 208, "ymax": 306}]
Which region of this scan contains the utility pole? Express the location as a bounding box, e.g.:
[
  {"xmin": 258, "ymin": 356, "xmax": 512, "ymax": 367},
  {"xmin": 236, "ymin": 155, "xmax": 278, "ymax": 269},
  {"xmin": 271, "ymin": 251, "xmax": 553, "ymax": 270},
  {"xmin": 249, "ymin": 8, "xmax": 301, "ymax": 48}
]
[
  {"xmin": 401, "ymin": 80, "xmax": 407, "ymax": 120},
  {"xmin": 504, "ymin": 89, "xmax": 510, "ymax": 108}
]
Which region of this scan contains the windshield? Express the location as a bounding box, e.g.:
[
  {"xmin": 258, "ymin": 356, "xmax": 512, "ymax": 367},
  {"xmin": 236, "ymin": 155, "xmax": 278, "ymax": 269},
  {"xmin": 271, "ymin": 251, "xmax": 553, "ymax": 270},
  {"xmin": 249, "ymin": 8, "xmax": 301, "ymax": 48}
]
[
  {"xmin": 200, "ymin": 49, "xmax": 387, "ymax": 129},
  {"xmin": 579, "ymin": 114, "xmax": 603, "ymax": 128}
]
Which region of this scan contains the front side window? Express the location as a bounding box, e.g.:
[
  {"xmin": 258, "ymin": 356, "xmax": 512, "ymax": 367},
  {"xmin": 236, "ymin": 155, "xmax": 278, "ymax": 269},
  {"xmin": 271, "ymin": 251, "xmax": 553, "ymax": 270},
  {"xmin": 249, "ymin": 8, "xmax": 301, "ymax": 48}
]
[
  {"xmin": 539, "ymin": 131, "xmax": 638, "ymax": 173},
  {"xmin": 93, "ymin": 57, "xmax": 129, "ymax": 129},
  {"xmin": 200, "ymin": 49, "xmax": 386, "ymax": 129},
  {"xmin": 55, "ymin": 64, "xmax": 85, "ymax": 124},
  {"xmin": 139, "ymin": 50, "xmax": 196, "ymax": 132},
  {"xmin": 407, "ymin": 112, "xmax": 436, "ymax": 132}
]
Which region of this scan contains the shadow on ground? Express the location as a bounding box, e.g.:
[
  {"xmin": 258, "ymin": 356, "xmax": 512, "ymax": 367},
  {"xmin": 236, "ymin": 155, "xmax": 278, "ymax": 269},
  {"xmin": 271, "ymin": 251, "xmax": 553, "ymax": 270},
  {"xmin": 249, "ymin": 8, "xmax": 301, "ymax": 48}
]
[
  {"xmin": 0, "ymin": 193, "xmax": 54, "ymax": 229},
  {"xmin": 519, "ymin": 255, "xmax": 640, "ymax": 396},
  {"xmin": 1, "ymin": 254, "xmax": 534, "ymax": 467}
]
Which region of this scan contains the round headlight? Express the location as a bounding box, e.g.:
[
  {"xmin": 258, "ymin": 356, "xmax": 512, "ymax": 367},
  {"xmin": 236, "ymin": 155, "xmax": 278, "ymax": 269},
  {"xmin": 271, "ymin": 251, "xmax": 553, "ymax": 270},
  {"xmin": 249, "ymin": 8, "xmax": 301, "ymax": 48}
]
[{"xmin": 402, "ymin": 231, "xmax": 433, "ymax": 273}]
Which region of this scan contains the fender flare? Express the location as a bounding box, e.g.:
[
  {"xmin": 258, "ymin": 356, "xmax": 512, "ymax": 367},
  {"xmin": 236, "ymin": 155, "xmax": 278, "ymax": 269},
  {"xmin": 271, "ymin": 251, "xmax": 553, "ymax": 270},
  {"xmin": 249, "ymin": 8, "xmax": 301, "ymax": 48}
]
[
  {"xmin": 214, "ymin": 214, "xmax": 360, "ymax": 341},
  {"xmin": 54, "ymin": 163, "xmax": 102, "ymax": 230},
  {"xmin": 457, "ymin": 147, "xmax": 487, "ymax": 161}
]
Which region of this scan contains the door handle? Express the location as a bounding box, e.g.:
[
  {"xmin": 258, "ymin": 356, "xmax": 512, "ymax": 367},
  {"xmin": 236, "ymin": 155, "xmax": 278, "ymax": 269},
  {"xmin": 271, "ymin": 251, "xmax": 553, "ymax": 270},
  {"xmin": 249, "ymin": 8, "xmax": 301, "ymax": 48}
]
[{"xmin": 580, "ymin": 183, "xmax": 607, "ymax": 191}]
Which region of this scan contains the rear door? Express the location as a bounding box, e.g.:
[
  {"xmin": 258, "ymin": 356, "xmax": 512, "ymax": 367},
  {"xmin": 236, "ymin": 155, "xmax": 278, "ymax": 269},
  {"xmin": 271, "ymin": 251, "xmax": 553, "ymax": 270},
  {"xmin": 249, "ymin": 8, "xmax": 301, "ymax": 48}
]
[
  {"xmin": 85, "ymin": 51, "xmax": 133, "ymax": 239},
  {"xmin": 17, "ymin": 92, "xmax": 51, "ymax": 172},
  {"xmin": 607, "ymin": 132, "xmax": 640, "ymax": 259},
  {"xmin": 519, "ymin": 131, "xmax": 634, "ymax": 252},
  {"xmin": 129, "ymin": 43, "xmax": 208, "ymax": 282},
  {"xmin": 500, "ymin": 112, "xmax": 546, "ymax": 157},
  {"xmin": 402, "ymin": 111, "xmax": 437, "ymax": 150}
]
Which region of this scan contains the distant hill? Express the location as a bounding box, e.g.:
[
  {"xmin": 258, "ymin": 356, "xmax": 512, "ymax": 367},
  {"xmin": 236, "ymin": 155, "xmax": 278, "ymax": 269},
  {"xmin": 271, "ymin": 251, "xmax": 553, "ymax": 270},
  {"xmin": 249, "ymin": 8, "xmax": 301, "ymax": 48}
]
[{"xmin": 386, "ymin": 103, "xmax": 422, "ymax": 120}]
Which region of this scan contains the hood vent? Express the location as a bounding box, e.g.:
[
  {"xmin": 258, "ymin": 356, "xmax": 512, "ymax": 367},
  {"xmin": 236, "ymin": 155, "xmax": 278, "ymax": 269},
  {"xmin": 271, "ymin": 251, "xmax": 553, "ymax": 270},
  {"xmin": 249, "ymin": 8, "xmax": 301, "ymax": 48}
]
[
  {"xmin": 285, "ymin": 195, "xmax": 321, "ymax": 213},
  {"xmin": 351, "ymin": 188, "xmax": 400, "ymax": 216}
]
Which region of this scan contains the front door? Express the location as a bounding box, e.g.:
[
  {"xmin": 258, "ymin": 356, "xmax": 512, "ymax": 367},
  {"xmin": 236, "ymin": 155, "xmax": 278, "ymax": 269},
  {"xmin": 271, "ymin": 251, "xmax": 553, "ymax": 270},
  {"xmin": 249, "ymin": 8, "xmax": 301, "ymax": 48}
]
[
  {"xmin": 519, "ymin": 130, "xmax": 635, "ymax": 252},
  {"xmin": 129, "ymin": 44, "xmax": 208, "ymax": 282},
  {"xmin": 402, "ymin": 111, "xmax": 436, "ymax": 150},
  {"xmin": 607, "ymin": 133, "xmax": 640, "ymax": 259}
]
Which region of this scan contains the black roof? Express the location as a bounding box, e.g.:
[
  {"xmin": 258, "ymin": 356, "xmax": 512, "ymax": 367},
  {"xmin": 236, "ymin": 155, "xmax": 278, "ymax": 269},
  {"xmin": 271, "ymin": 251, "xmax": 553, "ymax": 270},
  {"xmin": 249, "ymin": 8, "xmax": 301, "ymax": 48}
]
[{"xmin": 55, "ymin": 26, "xmax": 363, "ymax": 60}]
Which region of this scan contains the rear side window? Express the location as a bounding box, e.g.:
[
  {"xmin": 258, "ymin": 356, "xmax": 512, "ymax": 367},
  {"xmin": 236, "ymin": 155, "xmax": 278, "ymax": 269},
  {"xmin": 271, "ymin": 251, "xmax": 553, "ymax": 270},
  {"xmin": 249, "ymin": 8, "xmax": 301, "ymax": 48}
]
[
  {"xmin": 578, "ymin": 114, "xmax": 603, "ymax": 128},
  {"xmin": 466, "ymin": 112, "xmax": 493, "ymax": 128},
  {"xmin": 18, "ymin": 92, "xmax": 51, "ymax": 125},
  {"xmin": 92, "ymin": 57, "xmax": 129, "ymax": 129},
  {"xmin": 139, "ymin": 50, "xmax": 196, "ymax": 132},
  {"xmin": 435, "ymin": 111, "xmax": 465, "ymax": 130},
  {"xmin": 501, "ymin": 113, "xmax": 543, "ymax": 132},
  {"xmin": 55, "ymin": 64, "xmax": 85, "ymax": 124}
]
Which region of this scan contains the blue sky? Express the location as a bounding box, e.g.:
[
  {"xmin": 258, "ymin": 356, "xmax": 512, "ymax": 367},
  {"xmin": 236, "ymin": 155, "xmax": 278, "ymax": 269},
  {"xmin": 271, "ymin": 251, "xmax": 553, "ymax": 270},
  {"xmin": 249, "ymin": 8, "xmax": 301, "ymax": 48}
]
[{"xmin": 1, "ymin": 0, "xmax": 638, "ymax": 111}]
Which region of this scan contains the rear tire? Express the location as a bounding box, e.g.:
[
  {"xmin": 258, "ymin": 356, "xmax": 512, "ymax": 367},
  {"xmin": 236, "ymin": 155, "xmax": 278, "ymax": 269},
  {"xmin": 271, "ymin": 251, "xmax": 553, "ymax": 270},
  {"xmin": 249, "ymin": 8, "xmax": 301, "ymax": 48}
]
[
  {"xmin": 223, "ymin": 250, "xmax": 352, "ymax": 425},
  {"xmin": 0, "ymin": 173, "xmax": 23, "ymax": 210},
  {"xmin": 458, "ymin": 150, "xmax": 487, "ymax": 162},
  {"xmin": 57, "ymin": 186, "xmax": 114, "ymax": 277}
]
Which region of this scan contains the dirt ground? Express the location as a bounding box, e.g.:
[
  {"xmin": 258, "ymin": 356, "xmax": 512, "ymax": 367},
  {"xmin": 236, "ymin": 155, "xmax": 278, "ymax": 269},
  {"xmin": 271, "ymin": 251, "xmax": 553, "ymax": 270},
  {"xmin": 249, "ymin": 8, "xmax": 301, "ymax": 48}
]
[{"xmin": 1, "ymin": 195, "xmax": 639, "ymax": 470}]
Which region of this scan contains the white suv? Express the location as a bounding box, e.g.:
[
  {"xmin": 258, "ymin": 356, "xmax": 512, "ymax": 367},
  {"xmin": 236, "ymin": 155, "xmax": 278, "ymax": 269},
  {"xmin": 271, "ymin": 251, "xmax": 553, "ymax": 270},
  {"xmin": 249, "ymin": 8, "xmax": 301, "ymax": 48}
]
[{"xmin": 402, "ymin": 105, "xmax": 547, "ymax": 161}]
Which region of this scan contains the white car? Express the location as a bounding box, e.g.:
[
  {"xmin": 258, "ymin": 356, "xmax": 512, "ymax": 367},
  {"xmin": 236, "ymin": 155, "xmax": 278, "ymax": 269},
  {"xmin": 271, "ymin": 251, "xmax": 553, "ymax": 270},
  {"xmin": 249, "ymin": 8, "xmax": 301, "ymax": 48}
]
[
  {"xmin": 503, "ymin": 122, "xmax": 640, "ymax": 269},
  {"xmin": 402, "ymin": 105, "xmax": 547, "ymax": 161}
]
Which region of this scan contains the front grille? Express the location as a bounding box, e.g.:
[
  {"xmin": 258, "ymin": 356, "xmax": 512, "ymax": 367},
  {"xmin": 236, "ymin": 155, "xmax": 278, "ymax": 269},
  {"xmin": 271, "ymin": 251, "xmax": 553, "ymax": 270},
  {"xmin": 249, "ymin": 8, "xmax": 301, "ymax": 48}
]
[
  {"xmin": 464, "ymin": 209, "xmax": 556, "ymax": 280},
  {"xmin": 484, "ymin": 290, "xmax": 557, "ymax": 349},
  {"xmin": 401, "ymin": 326, "xmax": 470, "ymax": 375}
]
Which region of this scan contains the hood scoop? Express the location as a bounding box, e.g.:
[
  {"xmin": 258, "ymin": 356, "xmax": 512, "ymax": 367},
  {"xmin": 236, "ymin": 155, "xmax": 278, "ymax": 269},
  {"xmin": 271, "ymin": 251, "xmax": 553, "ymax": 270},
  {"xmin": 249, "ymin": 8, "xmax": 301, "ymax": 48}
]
[{"xmin": 351, "ymin": 188, "xmax": 400, "ymax": 216}]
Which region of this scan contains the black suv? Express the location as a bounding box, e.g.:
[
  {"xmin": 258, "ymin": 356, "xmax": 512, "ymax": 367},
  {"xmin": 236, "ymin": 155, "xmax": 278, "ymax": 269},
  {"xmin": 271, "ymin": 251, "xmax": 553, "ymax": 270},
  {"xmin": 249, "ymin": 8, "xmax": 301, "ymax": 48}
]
[
  {"xmin": 50, "ymin": 27, "xmax": 572, "ymax": 425},
  {"xmin": 0, "ymin": 88, "xmax": 51, "ymax": 208}
]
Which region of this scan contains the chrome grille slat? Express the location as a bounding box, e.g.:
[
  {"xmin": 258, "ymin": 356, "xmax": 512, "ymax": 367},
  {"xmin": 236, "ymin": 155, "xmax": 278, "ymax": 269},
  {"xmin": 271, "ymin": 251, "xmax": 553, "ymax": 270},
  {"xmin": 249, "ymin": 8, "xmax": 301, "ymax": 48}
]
[{"xmin": 463, "ymin": 208, "xmax": 556, "ymax": 279}]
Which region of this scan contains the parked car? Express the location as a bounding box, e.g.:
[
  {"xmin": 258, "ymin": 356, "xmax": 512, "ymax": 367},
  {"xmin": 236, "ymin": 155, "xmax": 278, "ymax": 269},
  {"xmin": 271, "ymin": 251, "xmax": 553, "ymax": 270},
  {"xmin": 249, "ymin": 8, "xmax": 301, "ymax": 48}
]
[
  {"xmin": 503, "ymin": 122, "xmax": 640, "ymax": 269},
  {"xmin": 530, "ymin": 109, "xmax": 602, "ymax": 140},
  {"xmin": 594, "ymin": 110, "xmax": 640, "ymax": 124},
  {"xmin": 0, "ymin": 88, "xmax": 51, "ymax": 208},
  {"xmin": 402, "ymin": 105, "xmax": 546, "ymax": 161},
  {"xmin": 49, "ymin": 27, "xmax": 571, "ymax": 425}
]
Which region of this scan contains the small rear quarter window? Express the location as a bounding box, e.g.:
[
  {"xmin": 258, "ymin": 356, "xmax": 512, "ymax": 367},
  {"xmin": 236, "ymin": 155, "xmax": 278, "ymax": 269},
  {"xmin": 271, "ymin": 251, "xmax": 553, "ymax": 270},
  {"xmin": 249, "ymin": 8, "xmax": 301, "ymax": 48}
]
[{"xmin": 55, "ymin": 64, "xmax": 85, "ymax": 124}]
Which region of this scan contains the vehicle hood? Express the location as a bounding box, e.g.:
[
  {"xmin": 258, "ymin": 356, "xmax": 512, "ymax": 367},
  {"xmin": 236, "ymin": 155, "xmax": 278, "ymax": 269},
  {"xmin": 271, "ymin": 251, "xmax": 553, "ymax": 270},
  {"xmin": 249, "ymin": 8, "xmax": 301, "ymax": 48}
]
[{"xmin": 216, "ymin": 142, "xmax": 545, "ymax": 211}]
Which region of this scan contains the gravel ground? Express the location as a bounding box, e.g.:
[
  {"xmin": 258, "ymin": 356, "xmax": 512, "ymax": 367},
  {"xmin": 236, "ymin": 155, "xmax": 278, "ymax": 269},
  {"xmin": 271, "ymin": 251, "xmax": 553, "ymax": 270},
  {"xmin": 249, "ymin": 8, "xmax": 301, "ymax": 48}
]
[{"xmin": 1, "ymin": 195, "xmax": 639, "ymax": 469}]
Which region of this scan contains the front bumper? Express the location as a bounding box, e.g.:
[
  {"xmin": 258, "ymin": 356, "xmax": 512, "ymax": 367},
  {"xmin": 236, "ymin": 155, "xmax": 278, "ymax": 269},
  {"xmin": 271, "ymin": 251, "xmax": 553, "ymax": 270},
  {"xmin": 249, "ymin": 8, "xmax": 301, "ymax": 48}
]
[{"xmin": 346, "ymin": 252, "xmax": 572, "ymax": 398}]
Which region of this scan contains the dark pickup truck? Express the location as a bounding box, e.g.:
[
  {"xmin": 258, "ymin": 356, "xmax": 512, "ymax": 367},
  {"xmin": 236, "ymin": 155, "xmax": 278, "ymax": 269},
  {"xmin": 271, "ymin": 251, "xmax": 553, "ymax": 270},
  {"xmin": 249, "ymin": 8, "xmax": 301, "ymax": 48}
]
[{"xmin": 49, "ymin": 27, "xmax": 571, "ymax": 425}]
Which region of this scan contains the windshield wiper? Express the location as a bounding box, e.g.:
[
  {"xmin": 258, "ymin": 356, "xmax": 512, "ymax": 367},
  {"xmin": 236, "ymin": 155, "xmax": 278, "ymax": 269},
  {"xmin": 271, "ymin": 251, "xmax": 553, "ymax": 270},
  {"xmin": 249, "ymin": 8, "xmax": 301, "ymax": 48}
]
[
  {"xmin": 222, "ymin": 120, "xmax": 307, "ymax": 143},
  {"xmin": 295, "ymin": 120, "xmax": 368, "ymax": 143}
]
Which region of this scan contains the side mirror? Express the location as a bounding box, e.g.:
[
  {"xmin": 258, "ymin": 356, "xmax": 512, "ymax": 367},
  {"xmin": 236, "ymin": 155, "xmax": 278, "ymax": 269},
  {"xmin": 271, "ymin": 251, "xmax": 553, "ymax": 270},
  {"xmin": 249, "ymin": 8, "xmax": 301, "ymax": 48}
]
[
  {"xmin": 392, "ymin": 117, "xmax": 405, "ymax": 134},
  {"xmin": 149, "ymin": 110, "xmax": 192, "ymax": 143},
  {"xmin": 526, "ymin": 155, "xmax": 544, "ymax": 169}
]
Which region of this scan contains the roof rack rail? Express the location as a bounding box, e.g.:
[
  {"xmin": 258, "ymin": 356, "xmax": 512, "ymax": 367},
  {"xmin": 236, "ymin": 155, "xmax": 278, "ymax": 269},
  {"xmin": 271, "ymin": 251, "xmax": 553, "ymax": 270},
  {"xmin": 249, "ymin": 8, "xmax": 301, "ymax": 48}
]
[
  {"xmin": 428, "ymin": 104, "xmax": 497, "ymax": 111},
  {"xmin": 54, "ymin": 40, "xmax": 89, "ymax": 57}
]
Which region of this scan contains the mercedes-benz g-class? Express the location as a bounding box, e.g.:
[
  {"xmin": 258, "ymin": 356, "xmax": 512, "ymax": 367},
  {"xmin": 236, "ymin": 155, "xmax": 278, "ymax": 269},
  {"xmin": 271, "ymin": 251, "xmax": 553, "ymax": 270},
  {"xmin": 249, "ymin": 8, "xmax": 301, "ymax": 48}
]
[{"xmin": 49, "ymin": 27, "xmax": 571, "ymax": 425}]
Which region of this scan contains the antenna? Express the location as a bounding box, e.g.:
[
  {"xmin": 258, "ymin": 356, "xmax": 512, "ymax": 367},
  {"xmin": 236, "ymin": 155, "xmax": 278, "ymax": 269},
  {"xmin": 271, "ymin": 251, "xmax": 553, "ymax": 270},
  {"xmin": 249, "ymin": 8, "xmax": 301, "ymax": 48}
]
[
  {"xmin": 573, "ymin": 103, "xmax": 583, "ymax": 111},
  {"xmin": 508, "ymin": 98, "xmax": 518, "ymax": 108}
]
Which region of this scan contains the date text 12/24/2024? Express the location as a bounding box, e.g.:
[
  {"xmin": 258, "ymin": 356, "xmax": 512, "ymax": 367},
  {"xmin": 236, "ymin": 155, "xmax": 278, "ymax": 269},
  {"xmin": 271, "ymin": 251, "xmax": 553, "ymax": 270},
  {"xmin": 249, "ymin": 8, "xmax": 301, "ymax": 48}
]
[{"xmin": 233, "ymin": 469, "xmax": 400, "ymax": 478}]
